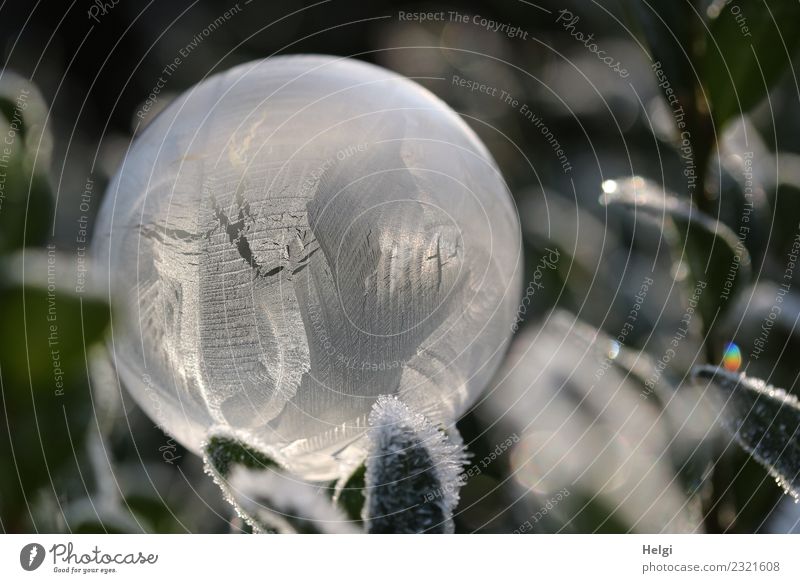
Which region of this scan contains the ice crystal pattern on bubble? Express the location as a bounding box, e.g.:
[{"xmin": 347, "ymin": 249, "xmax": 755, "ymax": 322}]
[{"xmin": 93, "ymin": 55, "xmax": 521, "ymax": 481}]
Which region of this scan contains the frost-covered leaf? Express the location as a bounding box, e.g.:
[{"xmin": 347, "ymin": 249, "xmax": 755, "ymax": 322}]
[
  {"xmin": 204, "ymin": 435, "xmax": 278, "ymax": 478},
  {"xmin": 228, "ymin": 466, "xmax": 358, "ymax": 534},
  {"xmin": 0, "ymin": 252, "xmax": 109, "ymax": 526},
  {"xmin": 692, "ymin": 365, "xmax": 800, "ymax": 500},
  {"xmin": 203, "ymin": 434, "xmax": 357, "ymax": 533},
  {"xmin": 203, "ymin": 436, "xmax": 280, "ymax": 532},
  {"xmin": 365, "ymin": 395, "xmax": 467, "ymax": 534},
  {"xmin": 703, "ymin": 0, "xmax": 800, "ymax": 127},
  {"xmin": 479, "ymin": 310, "xmax": 713, "ymax": 533},
  {"xmin": 0, "ymin": 250, "xmax": 110, "ymax": 386},
  {"xmin": 600, "ymin": 176, "xmax": 751, "ymax": 328}
]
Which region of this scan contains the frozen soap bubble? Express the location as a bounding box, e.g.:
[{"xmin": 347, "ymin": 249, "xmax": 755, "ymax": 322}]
[{"xmin": 94, "ymin": 55, "xmax": 521, "ymax": 481}]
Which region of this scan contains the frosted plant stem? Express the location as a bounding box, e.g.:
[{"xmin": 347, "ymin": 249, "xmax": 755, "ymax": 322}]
[
  {"xmin": 692, "ymin": 365, "xmax": 800, "ymax": 501},
  {"xmin": 364, "ymin": 395, "xmax": 468, "ymax": 533}
]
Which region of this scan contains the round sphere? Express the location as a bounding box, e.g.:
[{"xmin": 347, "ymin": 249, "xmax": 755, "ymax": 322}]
[{"xmin": 94, "ymin": 55, "xmax": 521, "ymax": 480}]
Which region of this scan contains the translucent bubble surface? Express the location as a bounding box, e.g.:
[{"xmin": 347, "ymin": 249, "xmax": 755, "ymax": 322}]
[{"xmin": 93, "ymin": 55, "xmax": 521, "ymax": 480}]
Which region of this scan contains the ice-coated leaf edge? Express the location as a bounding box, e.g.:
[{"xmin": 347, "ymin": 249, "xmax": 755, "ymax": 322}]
[
  {"xmin": 204, "ymin": 434, "xmax": 279, "ymax": 478},
  {"xmin": 600, "ymin": 176, "xmax": 752, "ymax": 344},
  {"xmin": 228, "ymin": 465, "xmax": 359, "ymax": 534},
  {"xmin": 203, "ymin": 433, "xmax": 362, "ymax": 533},
  {"xmin": 364, "ymin": 395, "xmax": 468, "ymax": 533},
  {"xmin": 692, "ymin": 365, "xmax": 800, "ymax": 501},
  {"xmin": 203, "ymin": 434, "xmax": 285, "ymax": 533},
  {"xmin": 599, "ymin": 177, "xmax": 752, "ymax": 279}
]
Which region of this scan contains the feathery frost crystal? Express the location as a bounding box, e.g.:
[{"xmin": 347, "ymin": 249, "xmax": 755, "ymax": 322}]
[{"xmin": 94, "ymin": 55, "xmax": 521, "ymax": 480}]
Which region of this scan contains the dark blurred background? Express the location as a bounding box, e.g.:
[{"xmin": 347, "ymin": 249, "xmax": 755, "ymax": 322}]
[{"xmin": 2, "ymin": 0, "xmax": 799, "ymax": 533}]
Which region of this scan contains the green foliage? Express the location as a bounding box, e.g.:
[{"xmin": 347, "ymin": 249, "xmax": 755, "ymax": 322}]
[
  {"xmin": 204, "ymin": 435, "xmax": 278, "ymax": 478},
  {"xmin": 0, "ymin": 283, "xmax": 109, "ymax": 386},
  {"xmin": 0, "ymin": 74, "xmax": 109, "ymax": 532},
  {"xmin": 0, "ymin": 273, "xmax": 109, "ymax": 528},
  {"xmin": 0, "ymin": 72, "xmax": 53, "ymax": 252},
  {"xmin": 703, "ymin": 0, "xmax": 800, "ymax": 127},
  {"xmin": 335, "ymin": 464, "xmax": 366, "ymax": 523},
  {"xmin": 4, "ymin": 1, "xmax": 800, "ymax": 535},
  {"xmin": 203, "ymin": 434, "xmax": 358, "ymax": 534}
]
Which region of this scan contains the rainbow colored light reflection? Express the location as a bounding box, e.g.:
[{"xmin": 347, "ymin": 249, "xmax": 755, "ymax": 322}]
[{"xmin": 722, "ymin": 342, "xmax": 742, "ymax": 372}]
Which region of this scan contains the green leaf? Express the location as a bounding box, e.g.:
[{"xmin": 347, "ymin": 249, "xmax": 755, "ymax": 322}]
[
  {"xmin": 202, "ymin": 435, "xmax": 283, "ymax": 532},
  {"xmin": 692, "ymin": 365, "xmax": 800, "ymax": 500},
  {"xmin": 334, "ymin": 463, "xmax": 366, "ymax": 523},
  {"xmin": 600, "ymin": 176, "xmax": 751, "ymax": 332},
  {"xmin": 204, "ymin": 435, "xmax": 278, "ymax": 478},
  {"xmin": 0, "ymin": 72, "xmax": 54, "ymax": 252},
  {"xmin": 0, "ymin": 280, "xmax": 110, "ymax": 386},
  {"xmin": 0, "ymin": 259, "xmax": 109, "ymax": 529},
  {"xmin": 703, "ymin": 0, "xmax": 800, "ymax": 127}
]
